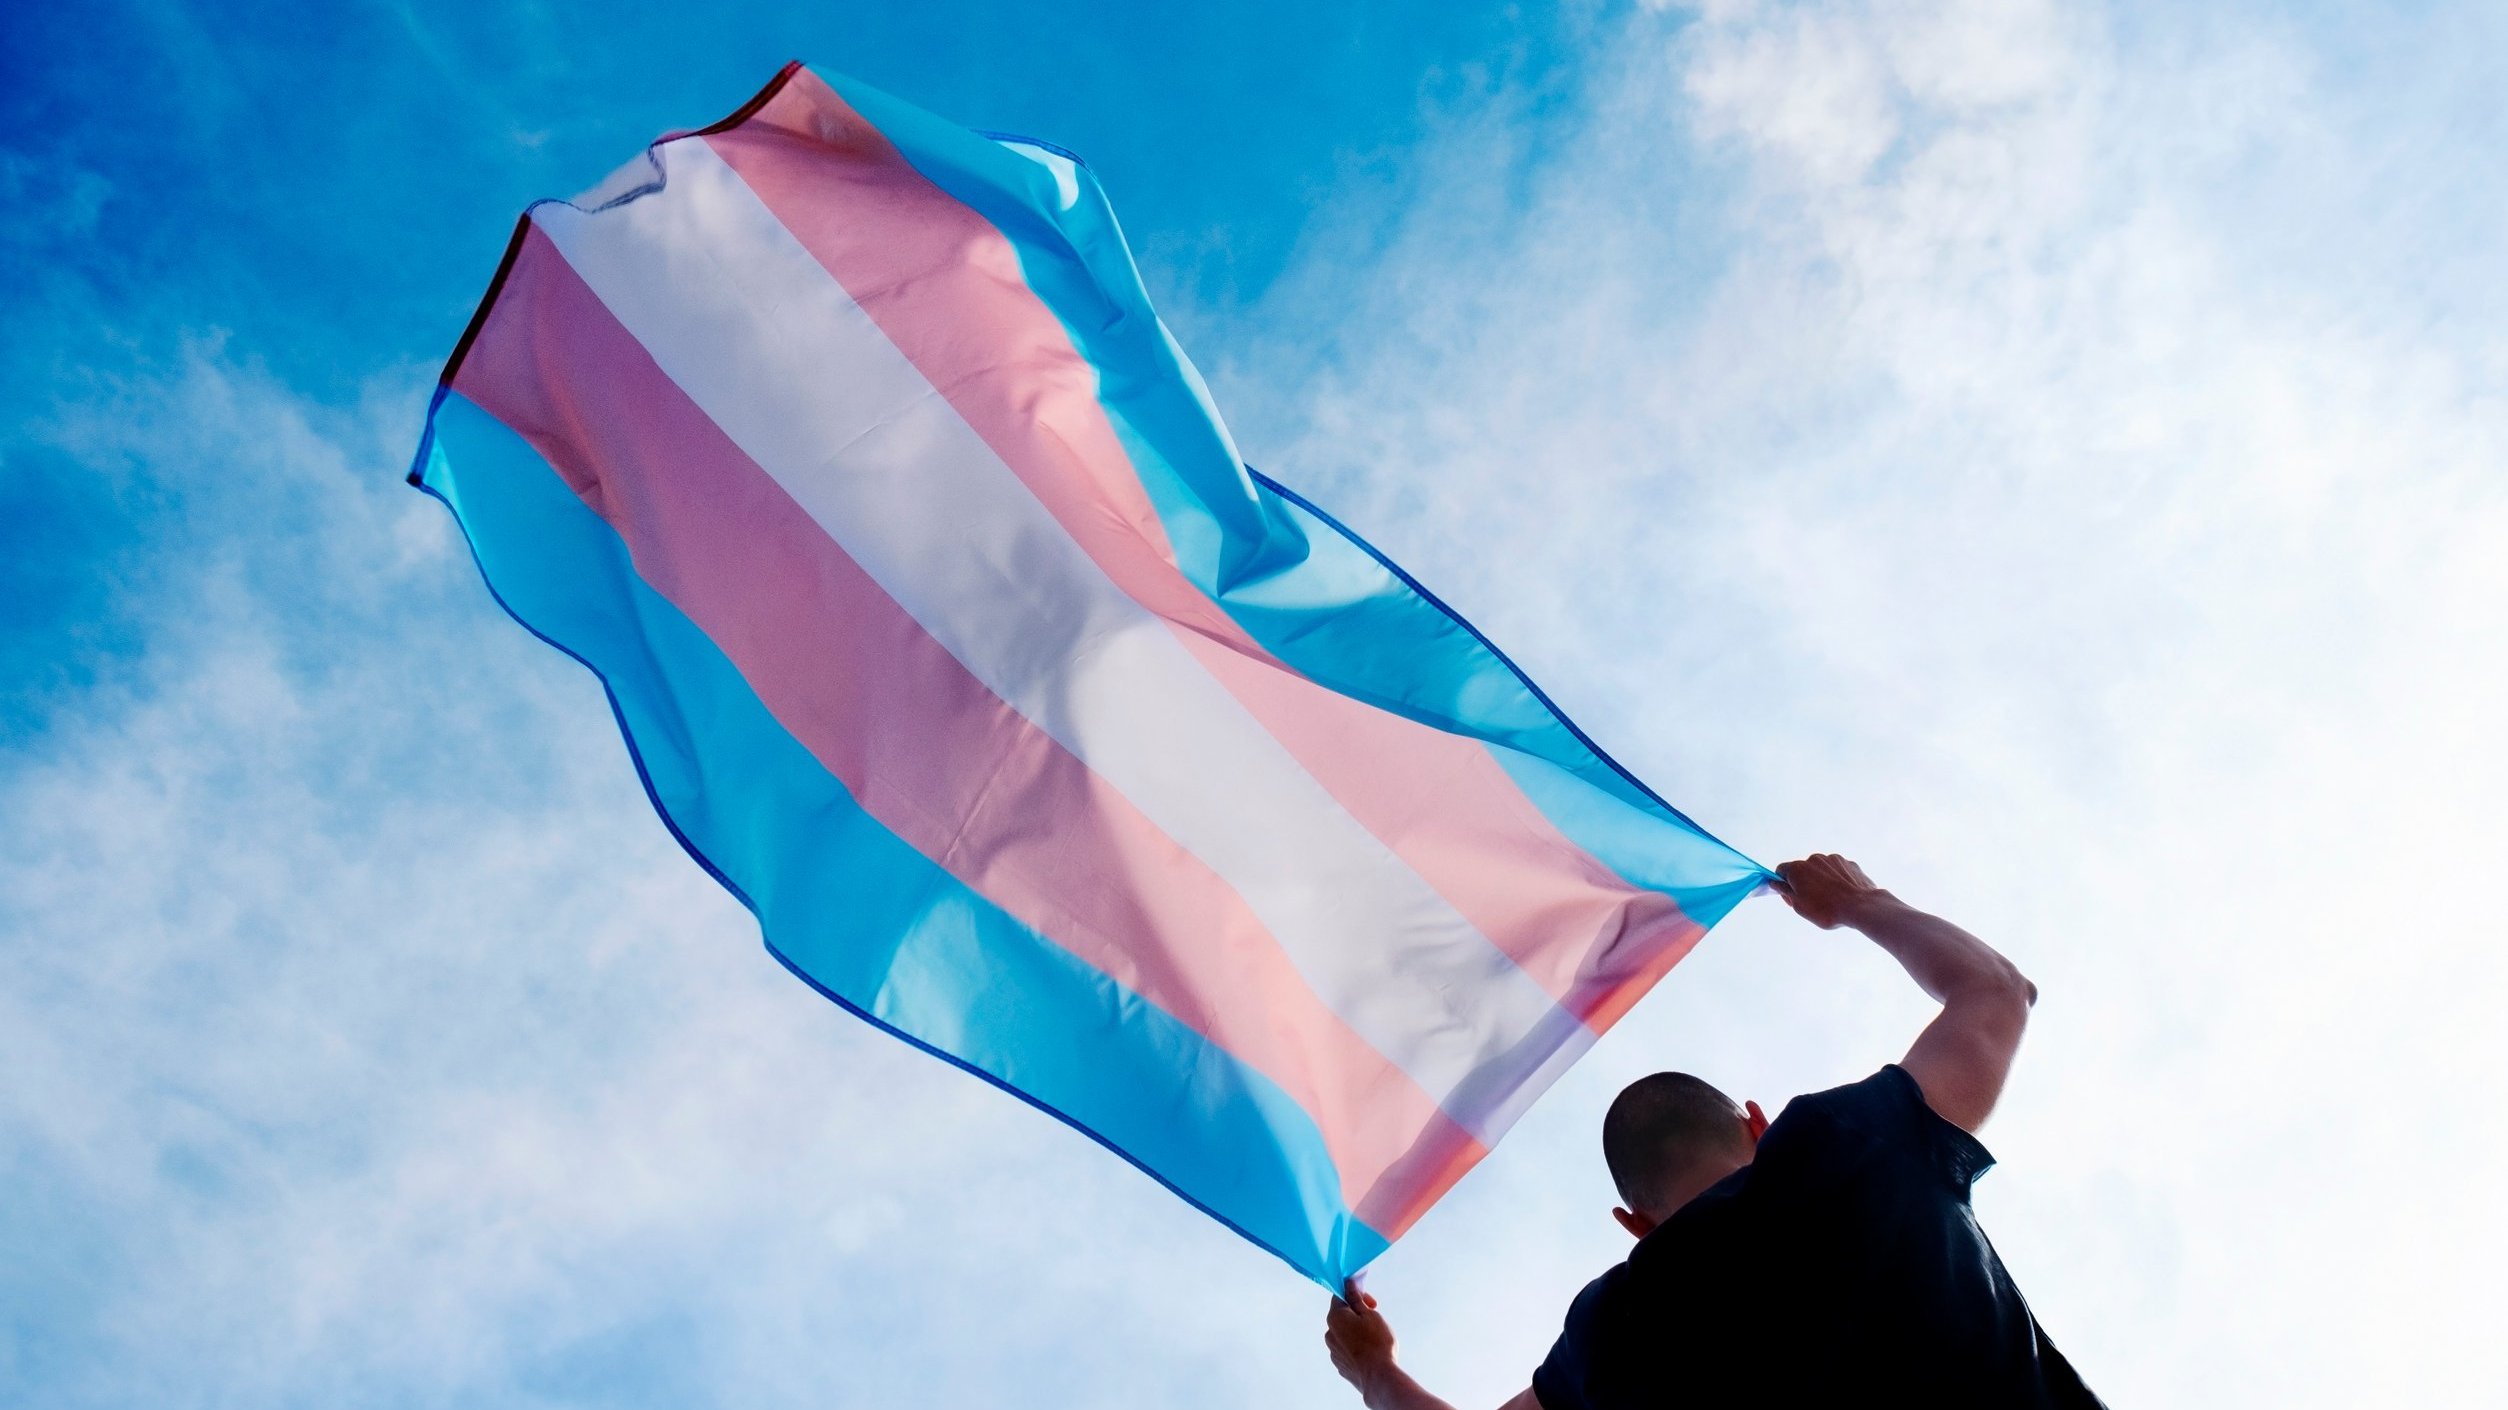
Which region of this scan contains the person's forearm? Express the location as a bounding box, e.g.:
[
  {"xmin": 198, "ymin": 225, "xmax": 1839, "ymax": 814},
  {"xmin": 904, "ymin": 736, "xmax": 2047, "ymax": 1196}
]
[
  {"xmin": 1775, "ymin": 857, "xmax": 2036, "ymax": 1131},
  {"xmin": 1840, "ymin": 893, "xmax": 2036, "ymax": 1006},
  {"xmin": 1356, "ymin": 1366, "xmax": 1460, "ymax": 1410}
]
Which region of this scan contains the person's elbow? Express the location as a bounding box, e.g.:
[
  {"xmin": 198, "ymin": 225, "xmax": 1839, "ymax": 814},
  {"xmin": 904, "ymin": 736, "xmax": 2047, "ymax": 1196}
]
[
  {"xmin": 1956, "ymin": 960, "xmax": 2037, "ymax": 1026},
  {"xmin": 2009, "ymin": 965, "xmax": 2039, "ymax": 1010}
]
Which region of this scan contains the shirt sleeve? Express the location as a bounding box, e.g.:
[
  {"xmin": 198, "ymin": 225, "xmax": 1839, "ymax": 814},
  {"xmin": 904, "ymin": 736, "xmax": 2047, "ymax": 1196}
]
[
  {"xmin": 1529, "ymin": 1274, "xmax": 1611, "ymax": 1410},
  {"xmin": 1530, "ymin": 1348, "xmax": 1577, "ymax": 1410}
]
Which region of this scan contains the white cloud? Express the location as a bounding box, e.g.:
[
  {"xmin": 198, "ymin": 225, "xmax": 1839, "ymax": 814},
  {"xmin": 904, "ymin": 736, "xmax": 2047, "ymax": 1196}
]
[
  {"xmin": 1217, "ymin": 1, "xmax": 2508, "ymax": 1404},
  {"xmin": 0, "ymin": 351, "xmax": 1317, "ymax": 1407},
  {"xmin": 9, "ymin": 3, "xmax": 2506, "ymax": 1406}
]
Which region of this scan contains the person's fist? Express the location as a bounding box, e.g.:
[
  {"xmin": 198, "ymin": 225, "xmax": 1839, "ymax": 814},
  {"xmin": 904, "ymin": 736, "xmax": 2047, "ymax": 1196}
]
[
  {"xmin": 1324, "ymin": 1279, "xmax": 1397, "ymax": 1391},
  {"xmin": 1773, "ymin": 853, "xmax": 1889, "ymax": 929}
]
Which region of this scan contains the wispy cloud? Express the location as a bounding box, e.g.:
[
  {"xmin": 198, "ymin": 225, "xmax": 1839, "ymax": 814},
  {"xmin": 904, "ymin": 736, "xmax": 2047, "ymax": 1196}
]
[
  {"xmin": 0, "ymin": 342, "xmax": 1363, "ymax": 1406},
  {"xmin": 1222, "ymin": 2, "xmax": 2508, "ymax": 1403}
]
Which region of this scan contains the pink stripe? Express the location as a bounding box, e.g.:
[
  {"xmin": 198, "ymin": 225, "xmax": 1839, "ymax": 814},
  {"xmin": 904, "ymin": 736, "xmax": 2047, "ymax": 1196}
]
[
  {"xmin": 1172, "ymin": 640, "xmax": 1708, "ymax": 1033},
  {"xmin": 453, "ymin": 226, "xmax": 1481, "ymax": 1218},
  {"xmin": 706, "ymin": 70, "xmax": 1700, "ymax": 1033}
]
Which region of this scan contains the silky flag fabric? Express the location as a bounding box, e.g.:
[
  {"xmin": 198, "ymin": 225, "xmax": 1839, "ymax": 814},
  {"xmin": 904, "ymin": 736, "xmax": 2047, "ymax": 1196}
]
[{"xmin": 410, "ymin": 61, "xmax": 1771, "ymax": 1286}]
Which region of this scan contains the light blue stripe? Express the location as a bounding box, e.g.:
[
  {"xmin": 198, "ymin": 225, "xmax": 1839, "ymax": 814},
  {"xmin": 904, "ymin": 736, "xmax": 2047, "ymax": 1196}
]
[
  {"xmin": 821, "ymin": 70, "xmax": 1771, "ymax": 906},
  {"xmin": 414, "ymin": 388, "xmax": 1388, "ymax": 1285},
  {"xmin": 1492, "ymin": 751, "xmax": 1765, "ymax": 931}
]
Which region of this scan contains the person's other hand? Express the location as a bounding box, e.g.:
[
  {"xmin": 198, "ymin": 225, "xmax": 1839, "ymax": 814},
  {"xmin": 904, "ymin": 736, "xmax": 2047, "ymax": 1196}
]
[
  {"xmin": 1773, "ymin": 853, "xmax": 1890, "ymax": 930},
  {"xmin": 1325, "ymin": 1279, "xmax": 1398, "ymax": 1394}
]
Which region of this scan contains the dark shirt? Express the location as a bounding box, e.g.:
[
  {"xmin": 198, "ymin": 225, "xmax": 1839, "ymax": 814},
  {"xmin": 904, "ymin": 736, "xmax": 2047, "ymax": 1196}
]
[{"xmin": 1532, "ymin": 1066, "xmax": 2103, "ymax": 1409}]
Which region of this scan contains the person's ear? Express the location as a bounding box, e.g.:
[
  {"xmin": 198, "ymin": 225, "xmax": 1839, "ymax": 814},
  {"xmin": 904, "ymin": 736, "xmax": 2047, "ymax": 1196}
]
[
  {"xmin": 1612, "ymin": 1206, "xmax": 1656, "ymax": 1240},
  {"xmin": 1744, "ymin": 1100, "xmax": 1769, "ymax": 1145}
]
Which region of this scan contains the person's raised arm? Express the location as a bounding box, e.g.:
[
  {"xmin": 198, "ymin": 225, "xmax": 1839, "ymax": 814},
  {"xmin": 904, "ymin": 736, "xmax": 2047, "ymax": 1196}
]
[
  {"xmin": 1774, "ymin": 854, "xmax": 2037, "ymax": 1133},
  {"xmin": 1325, "ymin": 1283, "xmax": 1541, "ymax": 1410}
]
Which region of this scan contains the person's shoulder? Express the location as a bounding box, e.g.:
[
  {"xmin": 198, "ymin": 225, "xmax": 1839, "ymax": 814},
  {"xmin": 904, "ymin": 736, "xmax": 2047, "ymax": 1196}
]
[
  {"xmin": 1797, "ymin": 1063, "xmax": 1922, "ymax": 1114},
  {"xmin": 1767, "ymin": 1065, "xmax": 1995, "ymax": 1190},
  {"xmin": 1752, "ymin": 1066, "xmax": 1899, "ymax": 1155},
  {"xmin": 1567, "ymin": 1230, "xmax": 1741, "ymax": 1340},
  {"xmin": 1534, "ymin": 1262, "xmax": 1634, "ymax": 1410},
  {"xmin": 1541, "ymin": 1234, "xmax": 1752, "ymax": 1410},
  {"xmin": 1559, "ymin": 1255, "xmax": 1636, "ymax": 1332}
]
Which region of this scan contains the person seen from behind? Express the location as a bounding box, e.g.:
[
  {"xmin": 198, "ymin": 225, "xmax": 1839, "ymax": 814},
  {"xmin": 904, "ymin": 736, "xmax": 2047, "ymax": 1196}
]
[{"xmin": 1323, "ymin": 854, "xmax": 2106, "ymax": 1408}]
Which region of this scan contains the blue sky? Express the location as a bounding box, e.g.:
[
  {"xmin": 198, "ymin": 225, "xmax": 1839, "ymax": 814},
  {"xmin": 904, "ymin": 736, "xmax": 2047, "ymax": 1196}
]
[
  {"xmin": 6, "ymin": 1, "xmax": 2508, "ymax": 1406},
  {"xmin": 0, "ymin": 0, "xmax": 1595, "ymax": 729}
]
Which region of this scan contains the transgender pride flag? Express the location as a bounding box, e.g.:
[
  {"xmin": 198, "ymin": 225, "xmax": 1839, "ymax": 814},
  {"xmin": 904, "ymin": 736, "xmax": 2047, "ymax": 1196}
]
[{"xmin": 411, "ymin": 62, "xmax": 1768, "ymax": 1285}]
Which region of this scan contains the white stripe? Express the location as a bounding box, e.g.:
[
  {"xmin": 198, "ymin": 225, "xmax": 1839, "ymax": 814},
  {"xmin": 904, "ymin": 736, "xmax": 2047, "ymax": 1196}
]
[{"xmin": 532, "ymin": 141, "xmax": 1570, "ymax": 1136}]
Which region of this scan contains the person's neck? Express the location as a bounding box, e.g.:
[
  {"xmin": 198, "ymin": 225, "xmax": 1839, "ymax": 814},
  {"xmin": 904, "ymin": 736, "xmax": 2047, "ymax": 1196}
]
[{"xmin": 1654, "ymin": 1158, "xmax": 1750, "ymax": 1220}]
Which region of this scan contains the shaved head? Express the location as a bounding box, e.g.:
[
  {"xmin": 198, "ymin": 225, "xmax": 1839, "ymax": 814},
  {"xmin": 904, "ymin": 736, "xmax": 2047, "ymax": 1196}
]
[{"xmin": 1603, "ymin": 1072, "xmax": 1754, "ymax": 1218}]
